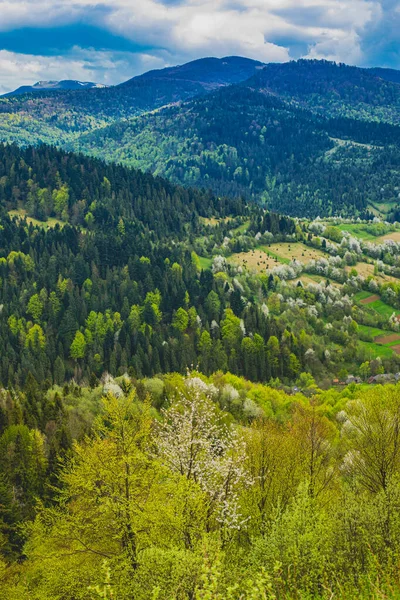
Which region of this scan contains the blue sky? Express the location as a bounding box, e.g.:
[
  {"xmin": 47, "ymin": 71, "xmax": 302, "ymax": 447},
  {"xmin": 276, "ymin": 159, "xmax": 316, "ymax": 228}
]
[{"xmin": 0, "ymin": 0, "xmax": 398, "ymax": 93}]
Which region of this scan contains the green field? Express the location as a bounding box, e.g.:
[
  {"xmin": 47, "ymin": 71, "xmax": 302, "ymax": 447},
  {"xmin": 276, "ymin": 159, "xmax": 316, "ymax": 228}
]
[
  {"xmin": 198, "ymin": 256, "xmax": 213, "ymax": 270},
  {"xmin": 354, "ymin": 292, "xmax": 398, "ymax": 319},
  {"xmin": 231, "ymin": 220, "xmax": 250, "ymax": 234},
  {"xmin": 358, "ymin": 340, "xmax": 395, "ymax": 359},
  {"xmin": 354, "ymin": 291, "xmax": 374, "ymax": 301},
  {"xmin": 367, "ymin": 299, "xmax": 397, "ymax": 318},
  {"xmin": 337, "ymin": 223, "xmax": 376, "ymax": 240},
  {"xmin": 357, "ymin": 324, "xmax": 392, "ymax": 338},
  {"xmin": 258, "ymin": 247, "xmax": 290, "ymax": 265}
]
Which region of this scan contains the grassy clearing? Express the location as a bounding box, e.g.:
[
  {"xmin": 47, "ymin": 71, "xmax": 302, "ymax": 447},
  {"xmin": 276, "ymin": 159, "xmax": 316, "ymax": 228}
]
[
  {"xmin": 198, "ymin": 256, "xmax": 213, "ymax": 270},
  {"xmin": 354, "ymin": 293, "xmax": 399, "ymax": 319},
  {"xmin": 229, "ymin": 250, "xmax": 275, "ymax": 272},
  {"xmin": 337, "ymin": 224, "xmax": 376, "ymax": 240},
  {"xmin": 200, "ymin": 216, "xmax": 233, "ymax": 226},
  {"xmin": 231, "ymin": 220, "xmax": 250, "ymax": 234},
  {"xmin": 346, "ymin": 262, "xmax": 400, "ymax": 284},
  {"xmin": 354, "ymin": 291, "xmax": 374, "ymax": 302},
  {"xmin": 292, "ymin": 274, "xmax": 342, "ymax": 288},
  {"xmin": 368, "ymin": 201, "xmax": 398, "ymax": 219},
  {"xmin": 366, "ymin": 299, "xmax": 397, "ymax": 319},
  {"xmin": 259, "ymin": 242, "xmax": 328, "ymax": 264},
  {"xmin": 374, "ymin": 231, "xmax": 400, "ymax": 244},
  {"xmin": 357, "ymin": 324, "xmax": 392, "ymax": 338},
  {"xmin": 8, "ymin": 209, "xmax": 64, "ymax": 229},
  {"xmin": 358, "ymin": 340, "xmax": 395, "ymax": 359},
  {"xmin": 357, "ymin": 325, "xmax": 400, "ymax": 348}
]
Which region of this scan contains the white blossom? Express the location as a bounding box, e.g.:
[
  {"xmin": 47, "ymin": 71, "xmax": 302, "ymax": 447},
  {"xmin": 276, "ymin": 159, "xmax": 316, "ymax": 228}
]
[
  {"xmin": 155, "ymin": 388, "xmax": 252, "ymax": 530},
  {"xmin": 212, "ymin": 255, "xmax": 228, "ymax": 274}
]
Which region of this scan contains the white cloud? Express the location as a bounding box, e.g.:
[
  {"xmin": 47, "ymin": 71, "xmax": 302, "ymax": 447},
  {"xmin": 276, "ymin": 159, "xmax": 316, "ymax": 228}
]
[{"xmin": 306, "ymin": 31, "xmax": 364, "ymax": 65}]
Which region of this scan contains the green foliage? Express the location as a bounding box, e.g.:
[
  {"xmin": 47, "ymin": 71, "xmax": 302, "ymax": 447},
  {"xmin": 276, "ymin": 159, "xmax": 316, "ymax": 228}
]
[{"xmin": 70, "ymin": 331, "xmax": 86, "ymax": 360}]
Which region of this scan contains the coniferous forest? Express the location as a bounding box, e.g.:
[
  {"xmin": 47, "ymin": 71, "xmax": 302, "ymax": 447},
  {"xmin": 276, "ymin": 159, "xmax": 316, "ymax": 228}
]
[{"xmin": 3, "ymin": 57, "xmax": 400, "ymax": 599}]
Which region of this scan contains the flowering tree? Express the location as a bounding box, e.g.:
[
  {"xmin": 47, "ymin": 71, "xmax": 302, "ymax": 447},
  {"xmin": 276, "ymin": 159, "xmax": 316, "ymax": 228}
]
[{"xmin": 155, "ymin": 381, "xmax": 252, "ymax": 533}]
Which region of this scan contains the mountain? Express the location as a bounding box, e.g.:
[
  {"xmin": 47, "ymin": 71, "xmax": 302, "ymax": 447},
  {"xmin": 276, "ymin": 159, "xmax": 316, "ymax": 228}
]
[
  {"xmin": 127, "ymin": 56, "xmax": 265, "ymax": 88},
  {"xmin": 72, "ymin": 64, "xmax": 400, "ymax": 218},
  {"xmin": 2, "ymin": 80, "xmax": 107, "ymax": 97},
  {"xmin": 246, "ymin": 59, "xmax": 400, "ymax": 123},
  {"xmin": 2, "ymin": 57, "xmax": 400, "ymax": 219},
  {"xmin": 0, "ymin": 57, "xmax": 264, "ymax": 146}
]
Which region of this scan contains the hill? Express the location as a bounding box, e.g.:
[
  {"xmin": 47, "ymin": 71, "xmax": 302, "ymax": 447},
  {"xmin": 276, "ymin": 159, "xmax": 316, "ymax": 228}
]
[
  {"xmin": 245, "ymin": 60, "xmax": 400, "ymax": 124},
  {"xmin": 2, "ymin": 58, "xmax": 400, "ymax": 219},
  {"xmin": 72, "ymin": 80, "xmax": 400, "ymax": 218}
]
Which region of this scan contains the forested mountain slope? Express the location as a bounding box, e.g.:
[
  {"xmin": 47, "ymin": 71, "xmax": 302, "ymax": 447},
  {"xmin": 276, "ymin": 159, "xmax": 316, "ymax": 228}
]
[
  {"xmin": 130, "ymin": 55, "xmax": 265, "ymax": 87},
  {"xmin": 0, "ymin": 143, "xmax": 239, "ymax": 234},
  {"xmin": 0, "ymin": 56, "xmax": 264, "ymax": 146},
  {"xmin": 2, "ymin": 59, "xmax": 400, "ymax": 218},
  {"xmin": 73, "ymin": 83, "xmax": 400, "ymax": 218},
  {"xmin": 0, "ymin": 142, "xmax": 254, "ymax": 387},
  {"xmin": 248, "ymin": 59, "xmax": 400, "ymax": 123}
]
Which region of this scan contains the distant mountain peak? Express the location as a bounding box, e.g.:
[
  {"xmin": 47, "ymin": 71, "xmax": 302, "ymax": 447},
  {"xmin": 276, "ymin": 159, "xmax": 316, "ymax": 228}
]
[
  {"xmin": 120, "ymin": 56, "xmax": 266, "ymax": 89},
  {"xmin": 3, "ymin": 79, "xmax": 107, "ymax": 97}
]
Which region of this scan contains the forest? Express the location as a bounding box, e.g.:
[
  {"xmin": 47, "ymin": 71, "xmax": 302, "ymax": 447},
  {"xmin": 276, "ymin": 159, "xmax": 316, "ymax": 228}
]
[
  {"xmin": 3, "ymin": 140, "xmax": 400, "ymax": 598},
  {"xmin": 1, "ymin": 60, "xmax": 400, "ymax": 221},
  {"xmin": 73, "ymin": 84, "xmax": 400, "ymax": 218},
  {"xmin": 3, "ymin": 57, "xmax": 400, "ymax": 599},
  {"xmin": 3, "ymin": 370, "xmax": 400, "ymax": 599}
]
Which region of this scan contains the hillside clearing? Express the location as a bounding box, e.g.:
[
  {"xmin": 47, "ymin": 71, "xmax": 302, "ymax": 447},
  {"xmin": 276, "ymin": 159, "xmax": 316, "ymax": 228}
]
[
  {"xmin": 259, "ymin": 242, "xmax": 328, "ymax": 263},
  {"xmin": 8, "ymin": 209, "xmax": 64, "ymax": 229}
]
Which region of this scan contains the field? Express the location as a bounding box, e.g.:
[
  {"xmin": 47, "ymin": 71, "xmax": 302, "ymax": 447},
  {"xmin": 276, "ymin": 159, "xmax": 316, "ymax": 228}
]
[
  {"xmin": 375, "ymin": 333, "xmax": 400, "ymax": 344},
  {"xmin": 198, "ymin": 256, "xmax": 213, "ymax": 270},
  {"xmin": 293, "ymin": 274, "xmax": 343, "ymax": 288},
  {"xmin": 364, "ymin": 299, "xmax": 397, "ymax": 318},
  {"xmin": 354, "ymin": 292, "xmax": 399, "ymax": 319},
  {"xmin": 358, "ymin": 293, "xmax": 380, "ymax": 304},
  {"xmin": 231, "ymin": 220, "xmax": 250, "ymax": 234},
  {"xmin": 357, "ymin": 324, "xmax": 400, "ymax": 358},
  {"xmin": 355, "ymin": 291, "xmax": 375, "ymax": 302},
  {"xmin": 229, "ymin": 250, "xmax": 274, "ymax": 273},
  {"xmin": 261, "ymin": 243, "xmax": 328, "ymax": 263},
  {"xmin": 337, "ymin": 223, "xmax": 376, "ymax": 240},
  {"xmin": 345, "ymin": 262, "xmax": 399, "ymax": 284},
  {"xmin": 8, "ymin": 209, "xmax": 64, "ymax": 229},
  {"xmin": 229, "ymin": 243, "xmax": 329, "ymax": 274},
  {"xmin": 369, "ymin": 200, "xmax": 399, "ymax": 219},
  {"xmin": 358, "ymin": 324, "xmax": 393, "ymax": 338},
  {"xmin": 375, "ymin": 231, "xmax": 400, "ymax": 244},
  {"xmin": 201, "ymin": 216, "xmax": 233, "ymax": 226},
  {"xmin": 358, "ymin": 340, "xmax": 396, "ymax": 359}
]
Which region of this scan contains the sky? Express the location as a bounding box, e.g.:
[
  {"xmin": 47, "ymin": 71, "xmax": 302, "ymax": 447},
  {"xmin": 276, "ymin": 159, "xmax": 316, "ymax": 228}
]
[{"xmin": 0, "ymin": 0, "xmax": 399, "ymax": 93}]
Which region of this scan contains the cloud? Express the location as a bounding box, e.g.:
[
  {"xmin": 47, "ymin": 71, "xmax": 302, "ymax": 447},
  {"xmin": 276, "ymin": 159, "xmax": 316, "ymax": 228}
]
[
  {"xmin": 0, "ymin": 47, "xmax": 166, "ymax": 93},
  {"xmin": 360, "ymin": 0, "xmax": 400, "ymax": 67},
  {"xmin": 0, "ymin": 0, "xmax": 398, "ymax": 92}
]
